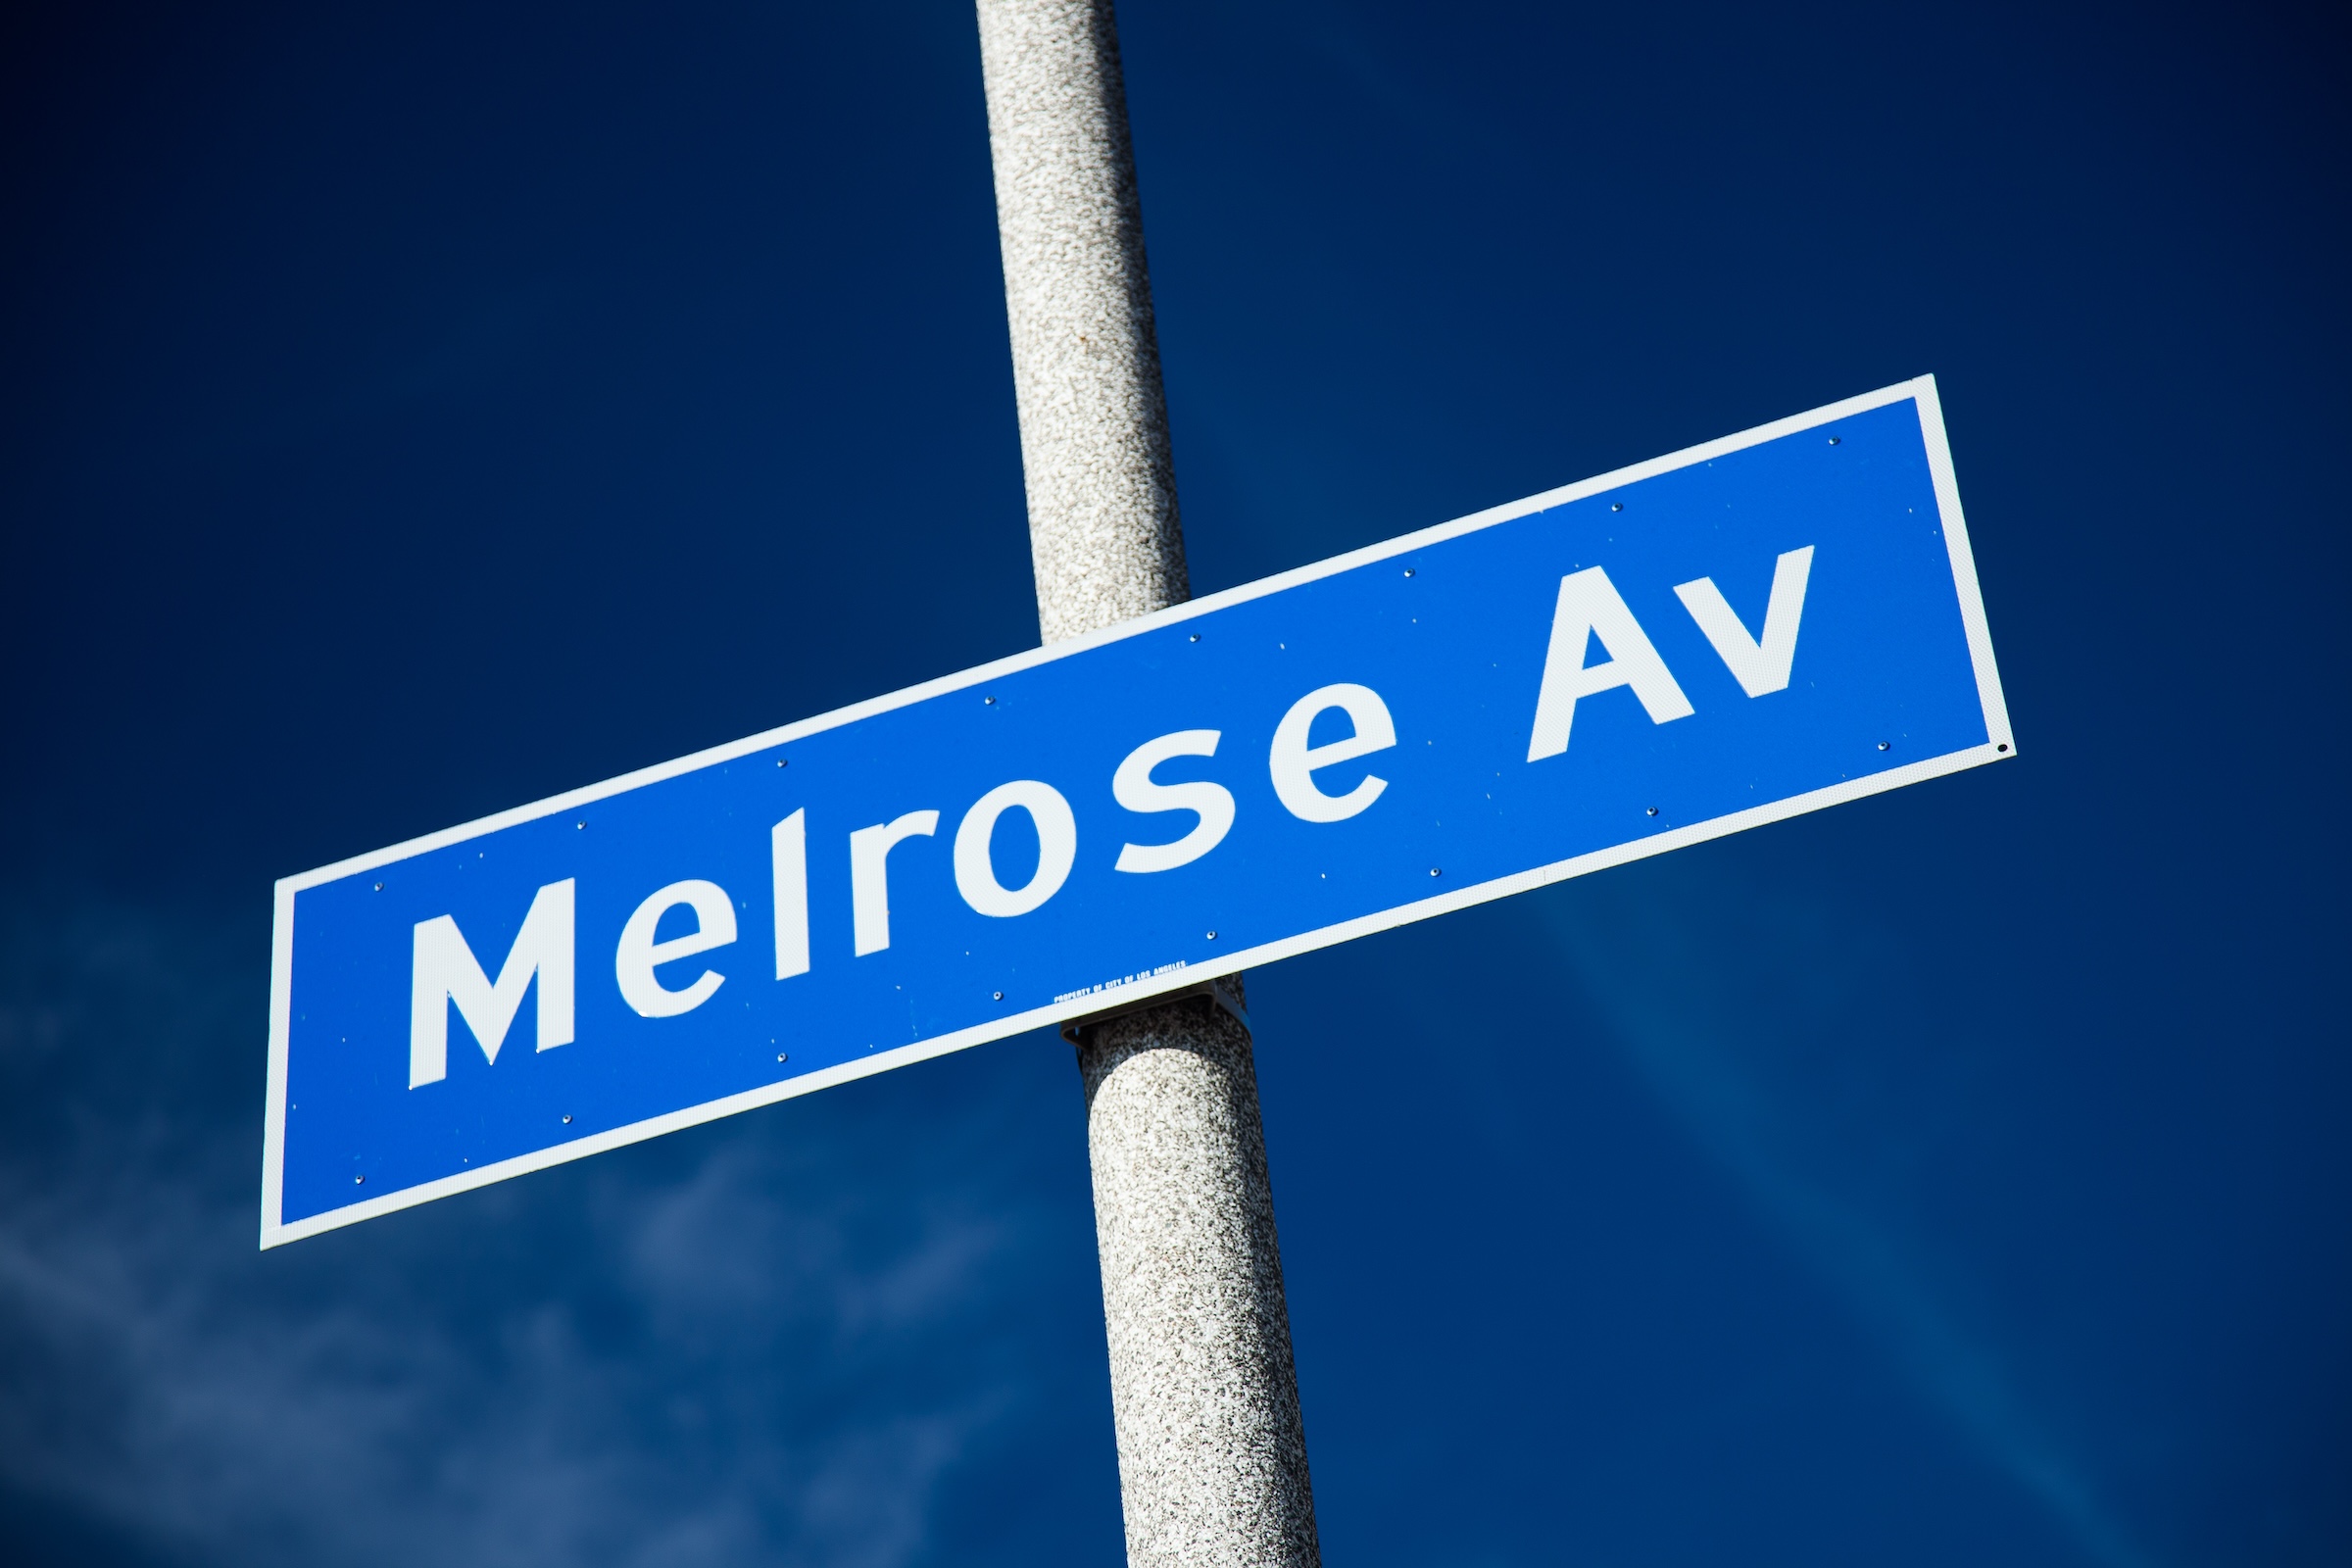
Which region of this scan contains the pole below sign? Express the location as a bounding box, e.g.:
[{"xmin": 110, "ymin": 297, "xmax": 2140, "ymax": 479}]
[{"xmin": 261, "ymin": 377, "xmax": 2011, "ymax": 1248}]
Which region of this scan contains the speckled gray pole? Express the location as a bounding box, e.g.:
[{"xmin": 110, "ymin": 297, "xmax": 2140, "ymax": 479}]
[{"xmin": 974, "ymin": 3, "xmax": 1320, "ymax": 1564}]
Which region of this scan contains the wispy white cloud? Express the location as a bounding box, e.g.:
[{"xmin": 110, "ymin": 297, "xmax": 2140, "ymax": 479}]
[{"xmin": 0, "ymin": 889, "xmax": 1060, "ymax": 1568}]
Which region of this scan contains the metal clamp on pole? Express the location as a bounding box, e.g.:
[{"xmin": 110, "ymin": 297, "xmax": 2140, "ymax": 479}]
[{"xmin": 1060, "ymin": 974, "xmax": 1251, "ymax": 1046}]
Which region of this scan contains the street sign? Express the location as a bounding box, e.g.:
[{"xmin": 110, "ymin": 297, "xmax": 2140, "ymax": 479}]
[{"xmin": 263, "ymin": 376, "xmax": 2012, "ymax": 1246}]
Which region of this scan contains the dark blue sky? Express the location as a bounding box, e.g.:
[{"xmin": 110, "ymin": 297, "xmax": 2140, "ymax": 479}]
[{"xmin": 2, "ymin": 2, "xmax": 2345, "ymax": 1564}]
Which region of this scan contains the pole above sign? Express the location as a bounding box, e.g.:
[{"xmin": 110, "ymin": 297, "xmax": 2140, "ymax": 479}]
[{"xmin": 262, "ymin": 376, "xmax": 2012, "ymax": 1247}]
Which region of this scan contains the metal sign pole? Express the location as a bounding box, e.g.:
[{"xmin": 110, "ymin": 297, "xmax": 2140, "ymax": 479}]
[{"xmin": 974, "ymin": 2, "xmax": 1320, "ymax": 1563}]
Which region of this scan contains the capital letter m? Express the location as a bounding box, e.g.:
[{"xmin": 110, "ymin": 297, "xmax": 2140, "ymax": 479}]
[{"xmin": 409, "ymin": 879, "xmax": 575, "ymax": 1089}]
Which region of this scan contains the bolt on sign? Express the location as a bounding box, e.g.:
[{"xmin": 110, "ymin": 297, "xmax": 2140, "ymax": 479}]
[{"xmin": 263, "ymin": 377, "xmax": 2012, "ymax": 1246}]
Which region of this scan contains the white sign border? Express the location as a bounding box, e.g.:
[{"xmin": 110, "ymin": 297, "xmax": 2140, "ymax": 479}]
[{"xmin": 262, "ymin": 375, "xmax": 2014, "ymax": 1248}]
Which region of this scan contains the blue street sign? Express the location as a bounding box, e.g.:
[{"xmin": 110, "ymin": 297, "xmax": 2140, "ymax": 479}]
[{"xmin": 263, "ymin": 377, "xmax": 2012, "ymax": 1246}]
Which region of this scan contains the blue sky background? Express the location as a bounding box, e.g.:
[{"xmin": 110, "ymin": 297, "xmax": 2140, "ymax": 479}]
[{"xmin": 0, "ymin": 2, "xmax": 2344, "ymax": 1564}]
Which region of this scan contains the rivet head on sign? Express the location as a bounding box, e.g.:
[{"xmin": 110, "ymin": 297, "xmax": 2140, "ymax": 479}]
[
  {"xmin": 1645, "ymin": 807, "xmax": 1660, "ymax": 816},
  {"xmin": 993, "ymin": 991, "xmax": 1004, "ymax": 1002},
  {"xmin": 1611, "ymin": 502, "xmax": 1624, "ymax": 512},
  {"xmin": 1829, "ymin": 436, "xmax": 1842, "ymax": 445},
  {"xmin": 1429, "ymin": 867, "xmax": 1442, "ymax": 877},
  {"xmin": 1205, "ymin": 931, "xmax": 1218, "ymax": 940},
  {"xmin": 562, "ymin": 1114, "xmax": 572, "ymax": 1124},
  {"xmin": 354, "ymin": 1174, "xmax": 365, "ymax": 1185},
  {"xmin": 776, "ymin": 758, "xmax": 788, "ymax": 768},
  {"xmin": 1403, "ymin": 567, "xmax": 1416, "ymax": 577},
  {"xmin": 1878, "ymin": 741, "xmax": 1891, "ymax": 752},
  {"xmin": 983, "ymin": 696, "xmax": 996, "ymax": 706},
  {"xmin": 373, "ymin": 882, "xmax": 383, "ymax": 891},
  {"xmin": 1189, "ymin": 633, "xmax": 1200, "ymax": 642}
]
